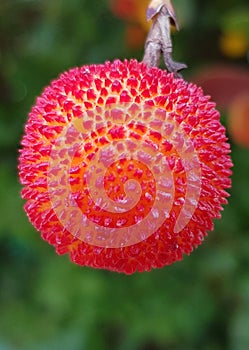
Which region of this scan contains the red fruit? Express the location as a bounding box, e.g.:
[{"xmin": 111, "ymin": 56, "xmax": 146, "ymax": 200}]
[
  {"xmin": 193, "ymin": 65, "xmax": 249, "ymax": 110},
  {"xmin": 228, "ymin": 91, "xmax": 249, "ymax": 148},
  {"xmin": 19, "ymin": 59, "xmax": 232, "ymax": 274},
  {"xmin": 110, "ymin": 0, "xmax": 136, "ymax": 21},
  {"xmin": 125, "ymin": 23, "xmax": 147, "ymax": 48}
]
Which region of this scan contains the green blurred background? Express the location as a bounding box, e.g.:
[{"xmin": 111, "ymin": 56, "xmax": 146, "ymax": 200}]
[{"xmin": 0, "ymin": 0, "xmax": 249, "ymax": 349}]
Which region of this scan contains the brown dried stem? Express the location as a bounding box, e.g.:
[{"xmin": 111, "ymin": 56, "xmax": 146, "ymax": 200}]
[{"xmin": 143, "ymin": 0, "xmax": 187, "ymax": 78}]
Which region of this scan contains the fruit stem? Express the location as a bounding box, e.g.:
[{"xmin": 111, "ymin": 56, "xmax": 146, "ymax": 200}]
[{"xmin": 143, "ymin": 1, "xmax": 187, "ymax": 78}]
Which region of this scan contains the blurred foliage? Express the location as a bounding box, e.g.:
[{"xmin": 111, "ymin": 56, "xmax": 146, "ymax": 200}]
[{"xmin": 0, "ymin": 0, "xmax": 249, "ymax": 349}]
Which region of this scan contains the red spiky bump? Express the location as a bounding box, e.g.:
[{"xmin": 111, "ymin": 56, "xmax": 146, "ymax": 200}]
[{"xmin": 19, "ymin": 59, "xmax": 232, "ymax": 274}]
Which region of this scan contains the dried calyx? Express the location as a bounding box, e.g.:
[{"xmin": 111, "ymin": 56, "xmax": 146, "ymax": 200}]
[{"xmin": 143, "ymin": 0, "xmax": 187, "ymax": 78}]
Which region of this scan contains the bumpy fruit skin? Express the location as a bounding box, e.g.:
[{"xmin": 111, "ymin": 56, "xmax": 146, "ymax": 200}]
[{"xmin": 19, "ymin": 59, "xmax": 232, "ymax": 274}]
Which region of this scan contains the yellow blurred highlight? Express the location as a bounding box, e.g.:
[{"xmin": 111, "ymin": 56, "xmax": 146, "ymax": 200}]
[{"xmin": 220, "ymin": 30, "xmax": 248, "ymax": 58}]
